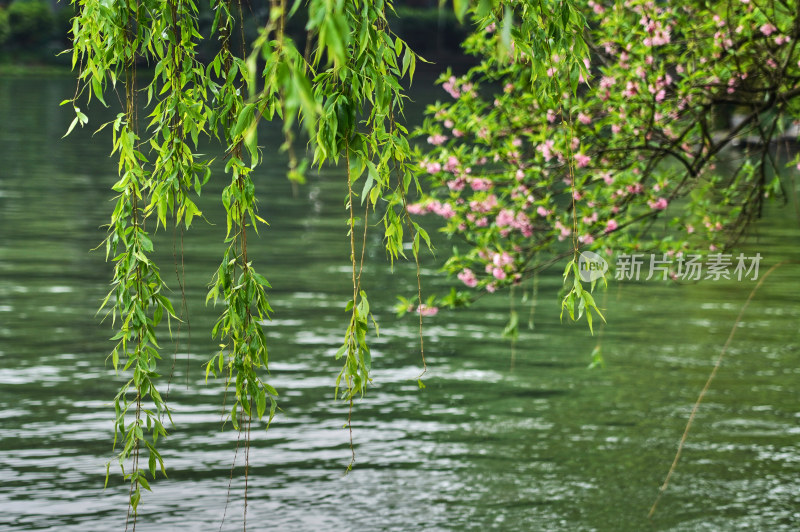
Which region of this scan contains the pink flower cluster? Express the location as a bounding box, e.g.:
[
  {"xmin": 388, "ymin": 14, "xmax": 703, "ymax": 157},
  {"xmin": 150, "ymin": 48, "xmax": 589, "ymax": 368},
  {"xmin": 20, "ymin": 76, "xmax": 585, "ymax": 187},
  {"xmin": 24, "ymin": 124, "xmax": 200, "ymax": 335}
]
[
  {"xmin": 447, "ymin": 176, "xmax": 466, "ymax": 191},
  {"xmin": 407, "ymin": 200, "xmax": 455, "ymax": 218},
  {"xmin": 537, "ymin": 139, "xmax": 556, "ymax": 161},
  {"xmin": 416, "ymin": 304, "xmax": 439, "ymax": 317},
  {"xmin": 443, "ymin": 76, "xmax": 460, "ymax": 98},
  {"xmin": 469, "ymin": 194, "xmax": 498, "ymax": 213},
  {"xmin": 760, "ymin": 23, "xmax": 777, "ymax": 36},
  {"xmin": 640, "ymin": 16, "xmax": 672, "ymax": 47},
  {"xmin": 575, "ymin": 153, "xmax": 591, "ymax": 168},
  {"xmin": 427, "ymin": 134, "xmax": 447, "ymax": 146},
  {"xmin": 425, "ymin": 161, "xmax": 441, "ymax": 173},
  {"xmin": 554, "ymin": 220, "xmax": 571, "ymax": 241},
  {"xmin": 443, "ymin": 155, "xmax": 459, "ymax": 172},
  {"xmin": 469, "ymin": 178, "xmax": 493, "ymax": 191},
  {"xmin": 457, "ymin": 268, "xmax": 478, "ymax": 287},
  {"xmin": 496, "ymin": 209, "xmax": 533, "ymax": 237},
  {"xmin": 471, "ymin": 249, "xmax": 517, "ymax": 282}
]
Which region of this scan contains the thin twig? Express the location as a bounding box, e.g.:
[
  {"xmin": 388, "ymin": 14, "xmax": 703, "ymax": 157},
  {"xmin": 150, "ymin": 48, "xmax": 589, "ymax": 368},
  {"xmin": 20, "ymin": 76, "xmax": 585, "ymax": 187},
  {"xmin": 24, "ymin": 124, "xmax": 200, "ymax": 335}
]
[{"xmin": 648, "ymin": 261, "xmax": 787, "ymax": 519}]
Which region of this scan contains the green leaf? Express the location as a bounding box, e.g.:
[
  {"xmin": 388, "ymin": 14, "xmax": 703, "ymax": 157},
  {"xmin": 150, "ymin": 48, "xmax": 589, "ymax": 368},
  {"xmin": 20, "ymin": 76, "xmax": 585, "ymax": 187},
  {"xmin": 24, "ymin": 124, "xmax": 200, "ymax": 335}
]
[
  {"xmin": 92, "ymin": 76, "xmax": 107, "ymax": 107},
  {"xmin": 360, "ymin": 170, "xmax": 375, "ymax": 204},
  {"xmin": 256, "ymin": 387, "xmax": 266, "ymax": 419},
  {"xmin": 148, "ymin": 451, "xmax": 156, "ymax": 478},
  {"xmin": 252, "ymin": 271, "xmax": 271, "ymax": 288},
  {"xmin": 63, "ymin": 116, "xmax": 80, "ymax": 138},
  {"xmin": 453, "ymin": 0, "xmax": 469, "ymax": 23},
  {"xmin": 131, "ymin": 486, "xmax": 141, "ymax": 511},
  {"xmin": 232, "ymin": 103, "xmax": 255, "ymax": 139}
]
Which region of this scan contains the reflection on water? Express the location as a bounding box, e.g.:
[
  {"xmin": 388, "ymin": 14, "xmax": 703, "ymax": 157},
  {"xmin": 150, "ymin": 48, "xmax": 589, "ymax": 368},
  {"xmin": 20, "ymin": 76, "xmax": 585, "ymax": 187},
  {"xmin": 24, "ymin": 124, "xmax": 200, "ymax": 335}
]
[{"xmin": 0, "ymin": 76, "xmax": 799, "ymax": 531}]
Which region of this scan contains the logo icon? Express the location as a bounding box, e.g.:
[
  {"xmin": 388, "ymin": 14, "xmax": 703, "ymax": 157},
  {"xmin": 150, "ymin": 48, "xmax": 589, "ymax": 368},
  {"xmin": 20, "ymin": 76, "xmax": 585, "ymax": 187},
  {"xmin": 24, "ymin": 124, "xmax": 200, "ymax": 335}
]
[{"xmin": 578, "ymin": 251, "xmax": 608, "ymax": 282}]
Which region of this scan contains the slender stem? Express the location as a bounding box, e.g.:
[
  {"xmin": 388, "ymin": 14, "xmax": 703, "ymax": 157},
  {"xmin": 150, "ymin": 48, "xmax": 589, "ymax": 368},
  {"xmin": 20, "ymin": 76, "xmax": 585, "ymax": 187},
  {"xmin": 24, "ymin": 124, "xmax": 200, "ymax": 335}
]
[{"xmin": 648, "ymin": 261, "xmax": 788, "ymax": 519}]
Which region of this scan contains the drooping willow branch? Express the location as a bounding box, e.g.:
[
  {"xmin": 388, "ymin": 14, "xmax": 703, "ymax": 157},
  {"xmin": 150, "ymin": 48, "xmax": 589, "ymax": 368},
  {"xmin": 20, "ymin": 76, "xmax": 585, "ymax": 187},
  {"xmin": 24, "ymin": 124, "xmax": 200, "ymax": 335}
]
[{"xmin": 69, "ymin": 0, "xmax": 426, "ymax": 520}]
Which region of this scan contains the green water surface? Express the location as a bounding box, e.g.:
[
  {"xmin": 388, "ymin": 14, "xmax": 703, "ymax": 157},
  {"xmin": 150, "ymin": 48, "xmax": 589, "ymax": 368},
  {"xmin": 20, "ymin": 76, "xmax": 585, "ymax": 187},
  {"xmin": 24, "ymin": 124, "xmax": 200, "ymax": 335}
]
[{"xmin": 0, "ymin": 76, "xmax": 798, "ymax": 531}]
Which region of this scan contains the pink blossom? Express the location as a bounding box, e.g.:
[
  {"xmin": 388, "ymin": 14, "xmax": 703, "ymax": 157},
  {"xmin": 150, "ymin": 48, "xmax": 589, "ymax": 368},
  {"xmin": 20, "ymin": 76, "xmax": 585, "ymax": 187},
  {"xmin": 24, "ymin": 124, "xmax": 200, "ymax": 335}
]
[
  {"xmin": 444, "ymin": 155, "xmax": 459, "ymax": 173},
  {"xmin": 578, "ymin": 113, "xmax": 591, "ymax": 125},
  {"xmin": 430, "ymin": 201, "xmax": 456, "ymax": 219},
  {"xmin": 605, "ymin": 219, "xmax": 618, "ymax": 233},
  {"xmin": 427, "ymin": 134, "xmax": 447, "ymax": 146},
  {"xmin": 760, "ymin": 23, "xmax": 777, "ymax": 36},
  {"xmin": 416, "ymin": 304, "xmax": 438, "ymax": 317},
  {"xmin": 496, "ymin": 209, "xmax": 515, "ymax": 227},
  {"xmin": 442, "ymin": 76, "xmax": 461, "ymax": 98},
  {"xmin": 447, "ymin": 177, "xmax": 466, "ymax": 191},
  {"xmin": 437, "ymin": 204, "xmax": 456, "ymax": 218},
  {"xmin": 492, "ymin": 251, "xmax": 514, "ymax": 267},
  {"xmin": 425, "ymin": 161, "xmax": 442, "ymax": 173},
  {"xmin": 537, "ymin": 139, "xmax": 556, "ymax": 161},
  {"xmin": 588, "ymin": 0, "xmax": 605, "ymax": 14},
  {"xmin": 469, "ymin": 194, "xmax": 497, "ymax": 214},
  {"xmin": 486, "ymin": 283, "xmax": 497, "ymax": 293},
  {"xmin": 555, "ymin": 220, "xmax": 571, "ymax": 241},
  {"xmin": 453, "ymin": 129, "xmax": 464, "ymax": 137},
  {"xmin": 575, "ymin": 153, "xmax": 591, "ymax": 168},
  {"xmin": 407, "ymin": 203, "xmax": 425, "ymax": 215},
  {"xmin": 622, "ymin": 81, "xmax": 638, "ymax": 98},
  {"xmin": 579, "ymin": 234, "xmax": 595, "ymax": 245},
  {"xmin": 686, "ymin": 224, "xmax": 695, "ymax": 234},
  {"xmin": 495, "ymin": 209, "xmax": 533, "ymax": 237},
  {"xmin": 469, "ymin": 178, "xmax": 493, "ymax": 191},
  {"xmin": 492, "ymin": 267, "xmax": 507, "ymax": 280},
  {"xmin": 537, "ymin": 206, "xmax": 551, "ymax": 217},
  {"xmin": 443, "ymin": 119, "xmax": 454, "ymax": 128},
  {"xmin": 648, "ymin": 197, "xmax": 668, "ymax": 210}
]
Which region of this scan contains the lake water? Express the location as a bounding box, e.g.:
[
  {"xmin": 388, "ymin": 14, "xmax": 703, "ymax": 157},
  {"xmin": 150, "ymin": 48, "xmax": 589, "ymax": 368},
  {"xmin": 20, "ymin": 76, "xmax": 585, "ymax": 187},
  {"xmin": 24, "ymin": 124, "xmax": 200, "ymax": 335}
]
[{"xmin": 0, "ymin": 75, "xmax": 798, "ymax": 531}]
